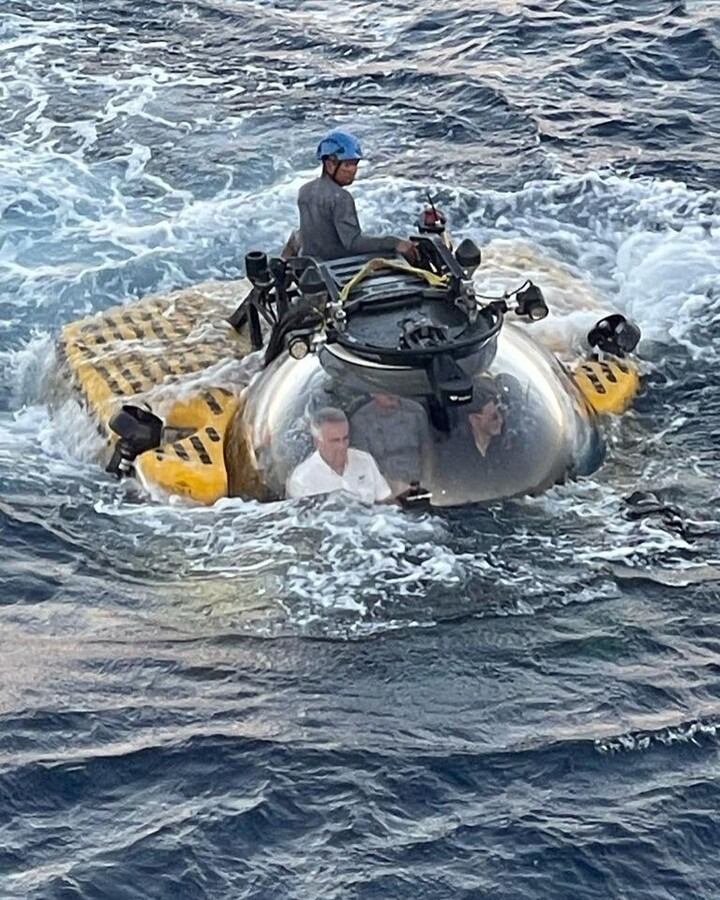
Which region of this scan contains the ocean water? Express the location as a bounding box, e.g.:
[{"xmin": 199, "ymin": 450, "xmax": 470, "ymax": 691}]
[{"xmin": 2, "ymin": 1, "xmax": 720, "ymax": 897}]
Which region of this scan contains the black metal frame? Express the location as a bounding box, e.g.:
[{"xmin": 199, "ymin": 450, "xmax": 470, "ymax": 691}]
[{"xmin": 228, "ymin": 236, "xmax": 502, "ymax": 361}]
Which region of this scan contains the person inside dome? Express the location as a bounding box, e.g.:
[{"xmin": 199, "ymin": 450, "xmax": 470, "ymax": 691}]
[
  {"xmin": 351, "ymin": 392, "xmax": 430, "ymax": 497},
  {"xmin": 286, "ymin": 406, "xmax": 392, "ymax": 504},
  {"xmin": 431, "ymin": 376, "xmax": 519, "ymax": 498}
]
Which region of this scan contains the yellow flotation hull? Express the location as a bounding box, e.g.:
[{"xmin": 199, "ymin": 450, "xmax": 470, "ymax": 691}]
[
  {"xmin": 571, "ymin": 357, "xmax": 641, "ymax": 415},
  {"xmin": 57, "ymin": 280, "xmax": 251, "ymax": 504}
]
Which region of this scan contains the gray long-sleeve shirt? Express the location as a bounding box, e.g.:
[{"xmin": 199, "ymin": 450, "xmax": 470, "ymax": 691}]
[
  {"xmin": 297, "ymin": 174, "xmax": 402, "ymax": 261},
  {"xmin": 351, "ymin": 398, "xmax": 430, "ymax": 484}
]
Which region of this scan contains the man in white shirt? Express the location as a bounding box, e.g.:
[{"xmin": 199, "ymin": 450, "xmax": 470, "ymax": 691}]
[{"xmin": 286, "ymin": 407, "xmax": 392, "ymax": 504}]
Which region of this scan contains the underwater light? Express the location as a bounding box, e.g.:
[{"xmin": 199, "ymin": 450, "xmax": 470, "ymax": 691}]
[
  {"xmin": 515, "ymin": 283, "xmax": 549, "ymax": 321},
  {"xmin": 587, "ymin": 314, "xmax": 641, "ymax": 357},
  {"xmin": 106, "ymin": 405, "xmax": 163, "ymax": 477},
  {"xmin": 454, "ymin": 238, "xmax": 482, "ymax": 276},
  {"xmin": 287, "ymin": 332, "xmax": 311, "ymax": 359},
  {"xmin": 245, "ymin": 251, "xmax": 272, "ymax": 288}
]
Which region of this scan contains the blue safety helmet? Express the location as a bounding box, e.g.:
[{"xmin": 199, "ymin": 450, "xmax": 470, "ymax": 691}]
[{"xmin": 316, "ymin": 129, "xmax": 363, "ymax": 162}]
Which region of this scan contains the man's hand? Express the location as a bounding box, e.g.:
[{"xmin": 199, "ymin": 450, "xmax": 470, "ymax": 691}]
[{"xmin": 396, "ymin": 239, "xmax": 419, "ymax": 263}]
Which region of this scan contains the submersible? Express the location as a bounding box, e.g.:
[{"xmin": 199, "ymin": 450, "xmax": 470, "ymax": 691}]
[{"xmin": 55, "ymin": 223, "xmax": 641, "ymax": 507}]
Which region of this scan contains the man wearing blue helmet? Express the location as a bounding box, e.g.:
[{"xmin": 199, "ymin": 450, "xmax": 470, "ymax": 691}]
[{"xmin": 284, "ymin": 129, "xmax": 417, "ymax": 262}]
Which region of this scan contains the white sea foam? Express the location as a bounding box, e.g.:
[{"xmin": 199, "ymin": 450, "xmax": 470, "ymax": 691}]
[{"xmin": 596, "ymin": 717, "xmax": 720, "ymax": 754}]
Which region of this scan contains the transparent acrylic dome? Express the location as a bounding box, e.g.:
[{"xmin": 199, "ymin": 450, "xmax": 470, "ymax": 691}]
[{"xmin": 241, "ymin": 323, "xmax": 603, "ymax": 507}]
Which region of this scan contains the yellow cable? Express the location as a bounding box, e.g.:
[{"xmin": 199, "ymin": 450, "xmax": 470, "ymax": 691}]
[{"xmin": 337, "ymin": 258, "xmax": 450, "ymax": 304}]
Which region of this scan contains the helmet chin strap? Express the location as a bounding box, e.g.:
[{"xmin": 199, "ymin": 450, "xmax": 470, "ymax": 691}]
[{"xmin": 323, "ymin": 157, "xmax": 343, "ymax": 184}]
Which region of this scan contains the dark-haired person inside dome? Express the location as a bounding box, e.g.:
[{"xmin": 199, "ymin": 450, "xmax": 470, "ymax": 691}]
[
  {"xmin": 282, "ymin": 129, "xmax": 418, "ymax": 263},
  {"xmin": 351, "ymin": 392, "xmax": 430, "ymax": 498}
]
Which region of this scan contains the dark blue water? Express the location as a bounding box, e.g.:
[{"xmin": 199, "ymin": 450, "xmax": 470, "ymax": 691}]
[{"xmin": 2, "ymin": 1, "xmax": 720, "ymax": 897}]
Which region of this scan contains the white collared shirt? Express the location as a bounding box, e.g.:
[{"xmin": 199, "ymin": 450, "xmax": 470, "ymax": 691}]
[{"xmin": 286, "ymin": 449, "xmax": 391, "ymax": 504}]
